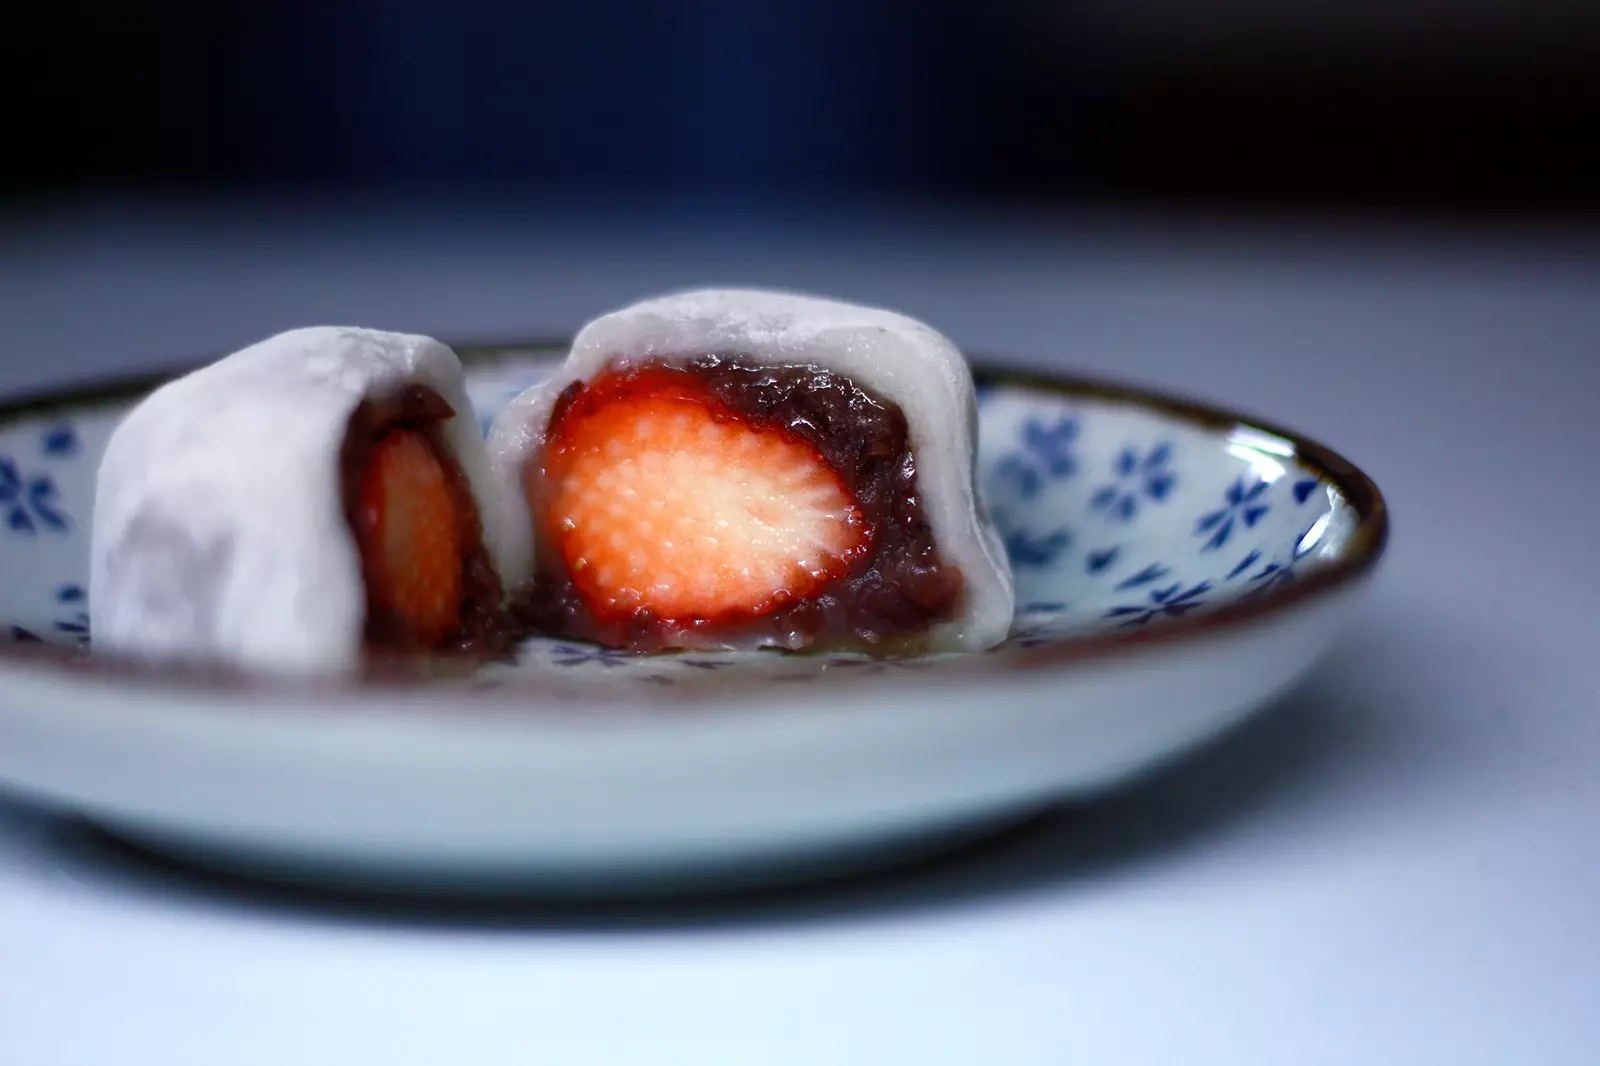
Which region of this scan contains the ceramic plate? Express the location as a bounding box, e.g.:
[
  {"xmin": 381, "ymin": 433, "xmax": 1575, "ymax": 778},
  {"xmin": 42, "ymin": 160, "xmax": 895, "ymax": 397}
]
[{"xmin": 0, "ymin": 342, "xmax": 1387, "ymax": 893}]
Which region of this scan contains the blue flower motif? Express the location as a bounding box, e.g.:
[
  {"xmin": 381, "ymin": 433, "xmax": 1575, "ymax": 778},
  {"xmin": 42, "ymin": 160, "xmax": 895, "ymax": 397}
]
[
  {"xmin": 1103, "ymin": 581, "xmax": 1211, "ymax": 627},
  {"xmin": 1085, "ymin": 546, "xmax": 1120, "ymax": 575},
  {"xmin": 1006, "ymin": 625, "xmax": 1059, "ymax": 650},
  {"xmin": 1249, "ymin": 561, "xmax": 1297, "ymax": 594},
  {"xmin": 1114, "ymin": 561, "xmax": 1171, "ymax": 591},
  {"xmin": 1244, "ymin": 519, "xmax": 1326, "ymax": 595},
  {"xmin": 1021, "ymin": 416, "xmax": 1079, "ymax": 478},
  {"xmin": 1196, "ymin": 475, "xmax": 1270, "ymax": 551},
  {"xmin": 1003, "ymin": 528, "xmax": 1071, "ymax": 568},
  {"xmin": 1226, "ymin": 549, "xmax": 1263, "ymax": 580},
  {"xmin": 679, "ymin": 657, "xmax": 733, "ymax": 671},
  {"xmin": 0, "ymin": 458, "xmax": 71, "ymax": 535},
  {"xmin": 40, "ymin": 425, "xmax": 79, "ymax": 458},
  {"xmin": 52, "ymin": 583, "xmax": 89, "ymax": 643},
  {"xmin": 990, "ymin": 416, "xmax": 1080, "ymax": 501},
  {"xmin": 820, "ymin": 656, "xmax": 931, "ymax": 677},
  {"xmin": 1293, "ymin": 478, "xmax": 1319, "ymax": 505},
  {"xmin": 9, "ymin": 626, "xmax": 42, "ymax": 643},
  {"xmin": 550, "ymin": 643, "xmax": 633, "ymax": 668},
  {"xmin": 1020, "ymin": 601, "xmax": 1068, "ymax": 616},
  {"xmin": 1090, "ymin": 443, "xmax": 1176, "ymax": 523},
  {"xmin": 992, "ymin": 455, "xmax": 1042, "ymax": 500}
]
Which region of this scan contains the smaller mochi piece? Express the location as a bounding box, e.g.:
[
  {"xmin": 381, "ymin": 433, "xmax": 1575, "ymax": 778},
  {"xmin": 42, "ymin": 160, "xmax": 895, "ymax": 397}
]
[
  {"xmin": 91, "ymin": 326, "xmax": 515, "ymax": 674},
  {"xmin": 487, "ymin": 288, "xmax": 1014, "ymax": 654}
]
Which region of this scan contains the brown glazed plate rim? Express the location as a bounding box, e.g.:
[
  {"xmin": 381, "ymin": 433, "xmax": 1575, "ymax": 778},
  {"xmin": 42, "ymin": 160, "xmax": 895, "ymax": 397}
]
[{"xmin": 0, "ymin": 340, "xmax": 1390, "ymax": 706}]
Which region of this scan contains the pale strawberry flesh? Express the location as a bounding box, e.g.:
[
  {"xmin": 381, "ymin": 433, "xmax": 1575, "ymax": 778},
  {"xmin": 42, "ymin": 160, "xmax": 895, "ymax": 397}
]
[
  {"xmin": 540, "ymin": 367, "xmax": 872, "ymax": 627},
  {"xmin": 357, "ymin": 427, "xmax": 465, "ymax": 645}
]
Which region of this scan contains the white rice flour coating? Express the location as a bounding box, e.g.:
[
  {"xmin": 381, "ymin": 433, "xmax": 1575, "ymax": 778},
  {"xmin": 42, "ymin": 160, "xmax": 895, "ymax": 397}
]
[
  {"xmin": 487, "ymin": 288, "xmax": 1015, "ymax": 652},
  {"xmin": 91, "ymin": 327, "xmax": 511, "ymax": 674}
]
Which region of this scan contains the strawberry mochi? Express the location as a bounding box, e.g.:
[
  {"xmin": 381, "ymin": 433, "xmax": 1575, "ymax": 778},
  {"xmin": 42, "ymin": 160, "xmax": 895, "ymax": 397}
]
[
  {"xmin": 487, "ymin": 289, "xmax": 1015, "ymax": 654},
  {"xmin": 91, "ymin": 327, "xmax": 516, "ymax": 674}
]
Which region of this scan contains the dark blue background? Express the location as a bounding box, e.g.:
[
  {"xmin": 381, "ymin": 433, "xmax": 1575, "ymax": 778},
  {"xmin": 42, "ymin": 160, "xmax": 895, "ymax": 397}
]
[{"xmin": 6, "ymin": 0, "xmax": 1597, "ymax": 214}]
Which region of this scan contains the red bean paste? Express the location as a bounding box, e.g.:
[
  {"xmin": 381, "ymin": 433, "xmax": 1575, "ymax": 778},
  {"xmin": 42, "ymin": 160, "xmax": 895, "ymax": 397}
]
[
  {"xmin": 512, "ymin": 356, "xmax": 966, "ymax": 653},
  {"xmin": 340, "ymin": 385, "xmax": 517, "ymax": 660}
]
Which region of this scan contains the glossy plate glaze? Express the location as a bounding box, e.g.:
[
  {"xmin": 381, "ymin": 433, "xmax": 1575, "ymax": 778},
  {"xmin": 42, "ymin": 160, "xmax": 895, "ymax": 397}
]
[{"xmin": 0, "ymin": 342, "xmax": 1387, "ymax": 893}]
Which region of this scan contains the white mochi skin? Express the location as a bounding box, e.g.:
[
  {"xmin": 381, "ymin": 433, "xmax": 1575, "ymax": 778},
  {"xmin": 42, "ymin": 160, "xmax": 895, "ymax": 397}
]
[
  {"xmin": 487, "ymin": 288, "xmax": 1015, "ymax": 653},
  {"xmin": 91, "ymin": 327, "xmax": 510, "ymax": 674}
]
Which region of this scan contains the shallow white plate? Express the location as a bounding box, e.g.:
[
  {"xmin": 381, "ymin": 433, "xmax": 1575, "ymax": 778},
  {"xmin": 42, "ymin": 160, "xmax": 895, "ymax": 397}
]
[{"xmin": 0, "ymin": 342, "xmax": 1387, "ymax": 893}]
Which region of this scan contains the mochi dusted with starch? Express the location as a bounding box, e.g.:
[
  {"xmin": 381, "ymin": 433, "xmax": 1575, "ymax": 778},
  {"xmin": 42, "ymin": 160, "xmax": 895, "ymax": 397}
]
[
  {"xmin": 488, "ymin": 288, "xmax": 1015, "ymax": 655},
  {"xmin": 91, "ymin": 327, "xmax": 518, "ymax": 674}
]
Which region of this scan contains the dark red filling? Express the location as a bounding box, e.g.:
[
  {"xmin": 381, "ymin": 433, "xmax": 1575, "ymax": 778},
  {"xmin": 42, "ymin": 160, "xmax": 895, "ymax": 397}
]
[
  {"xmin": 340, "ymin": 385, "xmax": 517, "ymax": 660},
  {"xmin": 512, "ymin": 356, "xmax": 965, "ymax": 653}
]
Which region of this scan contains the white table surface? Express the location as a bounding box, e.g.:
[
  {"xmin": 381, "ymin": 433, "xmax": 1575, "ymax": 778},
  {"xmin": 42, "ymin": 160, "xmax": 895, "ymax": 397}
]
[{"xmin": 1, "ymin": 200, "xmax": 1596, "ymax": 1065}]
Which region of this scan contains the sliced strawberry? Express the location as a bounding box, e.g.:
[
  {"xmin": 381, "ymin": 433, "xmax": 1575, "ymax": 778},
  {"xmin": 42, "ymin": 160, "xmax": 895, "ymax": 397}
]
[
  {"xmin": 357, "ymin": 428, "xmax": 464, "ymax": 645},
  {"xmin": 539, "ymin": 367, "xmax": 872, "ymax": 625}
]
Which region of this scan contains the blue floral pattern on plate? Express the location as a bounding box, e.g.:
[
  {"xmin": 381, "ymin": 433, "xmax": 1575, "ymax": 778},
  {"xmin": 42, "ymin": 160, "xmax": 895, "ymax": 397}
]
[
  {"xmin": 0, "ymin": 350, "xmax": 1359, "ymax": 687},
  {"xmin": 973, "ymin": 383, "xmax": 1356, "ymax": 654},
  {"xmin": 1196, "ymin": 474, "xmax": 1271, "ymax": 550},
  {"xmin": 1, "ymin": 412, "xmax": 114, "ymax": 642},
  {"xmin": 1089, "ymin": 443, "xmax": 1176, "ymax": 523},
  {"xmin": 0, "ymin": 425, "xmax": 75, "ymax": 535}
]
